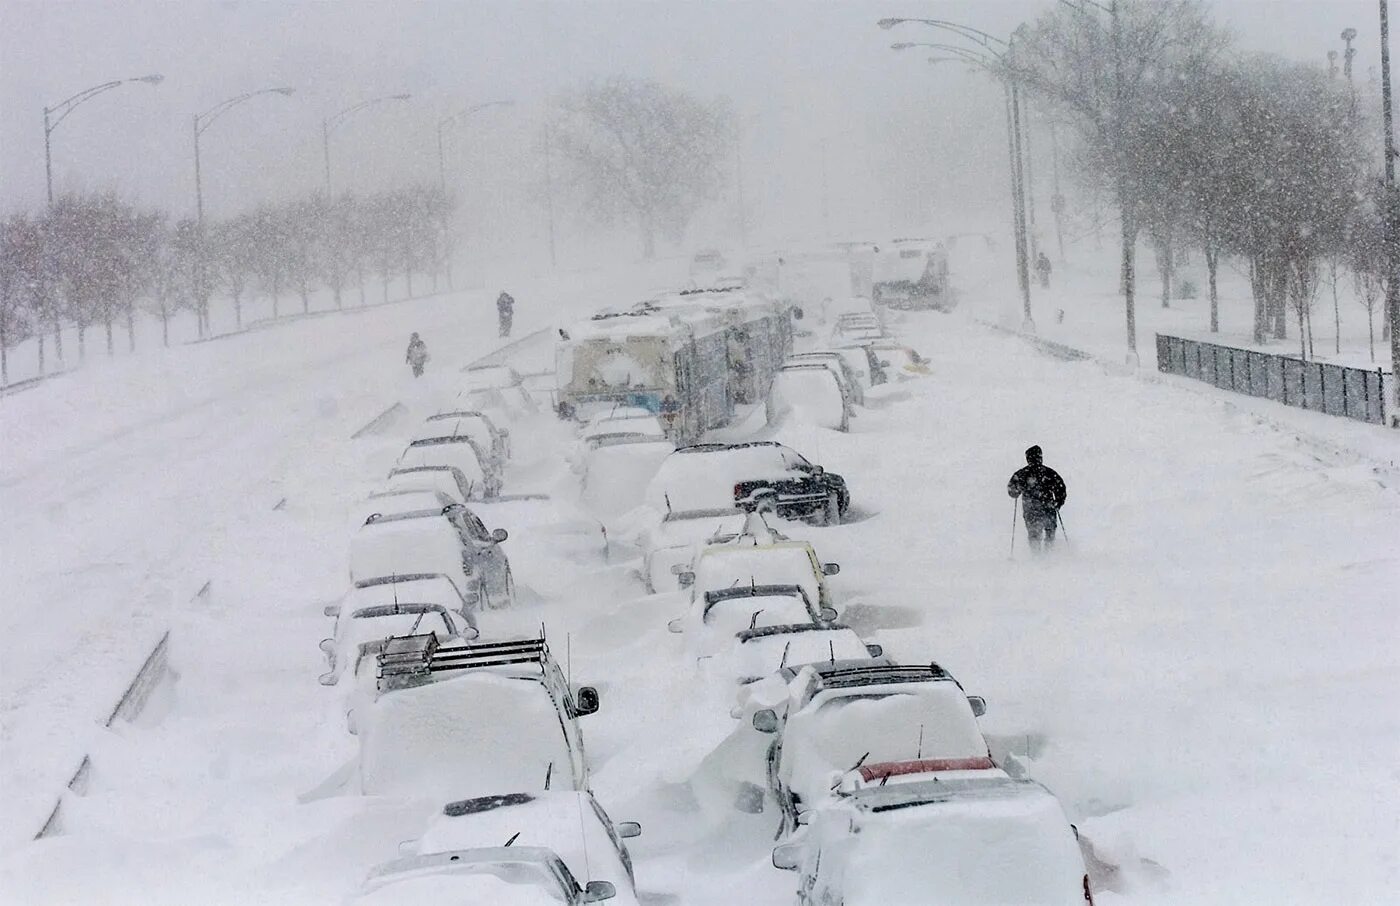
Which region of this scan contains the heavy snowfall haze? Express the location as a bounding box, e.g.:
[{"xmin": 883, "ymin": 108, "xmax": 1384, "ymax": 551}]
[{"xmin": 1, "ymin": 0, "xmax": 1388, "ymax": 257}]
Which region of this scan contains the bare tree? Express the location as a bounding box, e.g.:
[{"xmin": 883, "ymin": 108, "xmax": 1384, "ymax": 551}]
[{"xmin": 551, "ymin": 76, "xmax": 732, "ymax": 258}]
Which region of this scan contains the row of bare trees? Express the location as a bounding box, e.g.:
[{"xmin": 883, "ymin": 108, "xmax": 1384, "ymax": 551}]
[
  {"xmin": 1012, "ymin": 0, "xmax": 1394, "ymax": 361},
  {"xmin": 0, "ymin": 185, "xmax": 455, "ymax": 385}
]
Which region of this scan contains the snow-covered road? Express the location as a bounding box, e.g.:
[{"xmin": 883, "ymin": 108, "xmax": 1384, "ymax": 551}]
[{"xmin": 1, "ymin": 270, "xmax": 1396, "ymax": 903}]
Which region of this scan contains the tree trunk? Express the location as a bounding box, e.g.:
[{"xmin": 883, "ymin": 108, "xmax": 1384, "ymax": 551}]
[
  {"xmin": 37, "ymin": 334, "xmax": 46, "ymax": 376},
  {"xmin": 382, "ymin": 265, "xmax": 391, "ymax": 304},
  {"xmin": 161, "ymin": 306, "xmax": 170, "ymax": 347},
  {"xmin": 53, "ymin": 315, "xmax": 63, "ymax": 364},
  {"xmin": 126, "ymin": 304, "xmax": 136, "ymax": 353},
  {"xmin": 104, "ymin": 315, "xmax": 114, "ymax": 355},
  {"xmin": 1368, "ymin": 306, "xmax": 1375, "ymax": 362},
  {"xmin": 233, "ymin": 291, "xmax": 243, "ymax": 330},
  {"xmin": 333, "ymin": 284, "xmax": 342, "ymax": 310},
  {"xmin": 1121, "ymin": 208, "xmax": 1138, "ymax": 357},
  {"xmin": 1206, "ymin": 244, "xmax": 1220, "ymax": 333},
  {"xmin": 301, "ymin": 285, "xmax": 310, "ymax": 314},
  {"xmin": 1, "ymin": 318, "xmax": 7, "ymax": 386},
  {"xmin": 1154, "ymin": 233, "xmax": 1173, "ymax": 309},
  {"xmin": 1297, "ymin": 305, "xmax": 1306, "ymax": 360},
  {"xmin": 1330, "ymin": 263, "xmax": 1341, "ymax": 355},
  {"xmin": 406, "ymin": 265, "xmax": 414, "ymax": 298},
  {"xmin": 78, "ymin": 323, "xmax": 86, "ymax": 361},
  {"xmin": 641, "ymin": 214, "xmax": 657, "ymax": 260},
  {"xmin": 357, "ymin": 265, "xmax": 366, "ymax": 306},
  {"xmin": 1304, "ymin": 298, "xmax": 1315, "ymax": 360}
]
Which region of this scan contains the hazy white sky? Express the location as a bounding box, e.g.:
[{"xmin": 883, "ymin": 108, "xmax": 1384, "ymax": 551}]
[{"xmin": 0, "ymin": 0, "xmax": 1390, "ymax": 245}]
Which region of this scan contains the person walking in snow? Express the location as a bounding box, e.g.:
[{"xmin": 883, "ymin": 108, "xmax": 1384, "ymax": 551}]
[
  {"xmin": 1007, "ymin": 444, "xmax": 1067, "ymax": 552},
  {"xmin": 405, "ymin": 332, "xmax": 429, "ymax": 378},
  {"xmin": 496, "ymin": 291, "xmax": 515, "ymax": 338},
  {"xmin": 1035, "ymin": 252, "xmax": 1053, "ymax": 289}
]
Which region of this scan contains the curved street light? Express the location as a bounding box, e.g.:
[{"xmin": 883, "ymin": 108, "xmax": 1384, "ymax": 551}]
[
  {"xmin": 43, "ymin": 74, "xmax": 164, "ymax": 205},
  {"xmin": 322, "ymin": 93, "xmax": 413, "ymax": 190},
  {"xmin": 192, "ymin": 87, "xmax": 296, "ymax": 222}
]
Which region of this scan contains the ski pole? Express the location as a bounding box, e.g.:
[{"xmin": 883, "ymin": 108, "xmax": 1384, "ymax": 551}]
[
  {"xmin": 1057, "ymin": 510, "xmax": 1070, "ymax": 544},
  {"xmin": 1009, "ymin": 500, "xmax": 1019, "ymax": 559}
]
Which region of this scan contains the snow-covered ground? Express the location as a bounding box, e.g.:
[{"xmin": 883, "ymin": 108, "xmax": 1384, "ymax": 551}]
[{"xmin": 1, "ymin": 252, "xmax": 1397, "ymax": 904}]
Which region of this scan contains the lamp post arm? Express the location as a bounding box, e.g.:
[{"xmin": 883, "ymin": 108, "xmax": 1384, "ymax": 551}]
[
  {"xmin": 45, "ymin": 82, "xmax": 126, "ymax": 133},
  {"xmin": 196, "ymin": 88, "xmax": 294, "ymax": 136}
]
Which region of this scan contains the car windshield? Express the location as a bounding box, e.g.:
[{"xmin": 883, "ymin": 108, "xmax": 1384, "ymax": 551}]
[
  {"xmin": 345, "ymin": 609, "xmax": 452, "ymax": 651},
  {"xmin": 781, "ymin": 686, "xmax": 987, "ymax": 803},
  {"xmin": 736, "ymin": 628, "xmax": 866, "ymax": 678},
  {"xmin": 842, "ymin": 791, "xmax": 1084, "ymax": 906},
  {"xmin": 702, "ymin": 594, "xmax": 811, "ymax": 632}
]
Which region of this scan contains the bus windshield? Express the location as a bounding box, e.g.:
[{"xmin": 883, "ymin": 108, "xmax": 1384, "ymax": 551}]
[{"xmin": 566, "ymin": 337, "xmax": 672, "ymax": 393}]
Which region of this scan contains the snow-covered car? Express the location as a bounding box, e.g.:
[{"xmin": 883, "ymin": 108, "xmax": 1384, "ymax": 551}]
[
  {"xmin": 785, "ymin": 352, "xmax": 865, "ymax": 405},
  {"xmin": 359, "ymin": 634, "xmax": 600, "ymax": 800},
  {"xmin": 767, "ymin": 364, "xmax": 851, "ymax": 432},
  {"xmin": 401, "ymin": 432, "xmax": 502, "ymax": 498},
  {"xmin": 829, "ymin": 314, "xmax": 889, "ymax": 348},
  {"xmin": 318, "ymin": 601, "xmax": 474, "ymax": 686},
  {"xmin": 752, "ymin": 661, "xmax": 990, "ymax": 833},
  {"xmin": 647, "ymin": 442, "xmax": 848, "ymax": 525},
  {"xmin": 424, "ymin": 409, "xmax": 511, "ymax": 464},
  {"xmin": 351, "ymin": 488, "xmax": 458, "ymax": 529},
  {"xmin": 678, "ymin": 538, "xmax": 842, "ymax": 617},
  {"xmin": 460, "ymin": 364, "xmax": 539, "ymax": 418},
  {"xmin": 348, "ymin": 505, "xmax": 514, "ymax": 611},
  {"xmin": 730, "ymin": 623, "xmax": 882, "ymax": 685},
  {"xmin": 352, "ymin": 848, "xmax": 620, "ymax": 905},
  {"xmin": 637, "ymin": 507, "xmax": 747, "ymax": 593},
  {"xmin": 771, "ymin": 773, "xmax": 1092, "ymax": 906},
  {"xmin": 580, "ymin": 436, "xmax": 674, "ymax": 519},
  {"xmin": 329, "ymin": 572, "xmax": 479, "ymax": 622},
  {"xmin": 668, "ymin": 583, "xmax": 838, "ymax": 658},
  {"xmin": 868, "ymin": 342, "xmax": 931, "ymax": 379},
  {"xmin": 406, "ymin": 791, "xmax": 642, "ymax": 906},
  {"xmin": 383, "ymin": 464, "xmax": 479, "ymax": 506}
]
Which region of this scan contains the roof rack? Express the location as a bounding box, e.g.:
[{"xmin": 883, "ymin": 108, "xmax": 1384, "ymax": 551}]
[
  {"xmin": 814, "ymin": 663, "xmax": 951, "ymax": 688},
  {"xmin": 377, "ymin": 633, "xmax": 550, "ymax": 693}
]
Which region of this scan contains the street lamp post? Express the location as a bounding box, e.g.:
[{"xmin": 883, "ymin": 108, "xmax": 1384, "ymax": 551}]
[
  {"xmin": 1380, "ymin": 0, "xmax": 1400, "ymax": 425},
  {"xmin": 322, "ymin": 94, "xmax": 411, "ymax": 192},
  {"xmin": 887, "ymin": 27, "xmax": 1034, "ymax": 331},
  {"xmin": 43, "ymin": 74, "xmax": 163, "ymax": 206},
  {"xmin": 193, "ymin": 87, "xmax": 296, "ymax": 223},
  {"xmin": 436, "ymin": 100, "xmax": 513, "ymax": 288}
]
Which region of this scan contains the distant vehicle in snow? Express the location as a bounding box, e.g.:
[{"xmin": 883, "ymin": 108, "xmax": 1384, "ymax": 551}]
[
  {"xmin": 771, "ymin": 773, "xmax": 1092, "ymax": 906},
  {"xmin": 579, "ymin": 412, "xmax": 668, "ymax": 445},
  {"xmin": 352, "ymin": 847, "xmax": 619, "ymax": 905},
  {"xmin": 348, "ymin": 504, "xmax": 514, "ymax": 611},
  {"xmin": 404, "ymin": 791, "xmax": 642, "ymax": 906},
  {"xmin": 750, "ymin": 661, "xmax": 990, "ymax": 834},
  {"xmin": 689, "ymin": 248, "xmax": 728, "ymax": 283},
  {"xmin": 402, "ymin": 431, "xmax": 502, "ymax": 498},
  {"xmin": 872, "ymin": 238, "xmax": 953, "ymax": 312},
  {"xmin": 359, "ymin": 633, "xmax": 600, "ymax": 800},
  {"xmin": 383, "ymin": 464, "xmax": 480, "ymax": 507},
  {"xmin": 867, "ymin": 342, "xmax": 931, "ymax": 379},
  {"xmin": 829, "ymin": 314, "xmax": 890, "ymax": 349},
  {"xmin": 768, "ymin": 364, "xmax": 852, "ymax": 432}
]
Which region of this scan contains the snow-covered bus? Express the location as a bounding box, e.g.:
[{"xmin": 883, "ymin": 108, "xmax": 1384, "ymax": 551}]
[
  {"xmin": 556, "ymin": 287, "xmax": 794, "ymax": 442},
  {"xmin": 872, "ymin": 238, "xmax": 953, "ymax": 311}
]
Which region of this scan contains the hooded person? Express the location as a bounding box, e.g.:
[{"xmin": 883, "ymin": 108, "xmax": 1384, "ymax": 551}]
[
  {"xmin": 1007, "ymin": 444, "xmax": 1067, "ymax": 552},
  {"xmin": 405, "ymin": 332, "xmax": 429, "ymax": 377}
]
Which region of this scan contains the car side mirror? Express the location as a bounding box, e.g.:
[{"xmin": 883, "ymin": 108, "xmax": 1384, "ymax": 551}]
[
  {"xmin": 323, "ymin": 604, "xmax": 340, "ymax": 618},
  {"xmin": 674, "ymin": 569, "xmax": 695, "ymax": 588},
  {"xmin": 812, "ymin": 464, "xmax": 824, "ymax": 476},
  {"xmin": 319, "ymin": 638, "xmax": 335, "ymax": 655},
  {"xmin": 865, "ymin": 643, "xmax": 884, "ymax": 658},
  {"xmin": 822, "ymin": 562, "xmax": 840, "ymax": 576},
  {"xmin": 317, "ymin": 671, "xmax": 337, "ymax": 687},
  {"xmin": 819, "ymin": 606, "xmax": 838, "ymax": 623},
  {"xmin": 880, "ymin": 360, "xmax": 892, "ymax": 368},
  {"xmin": 460, "ymin": 625, "xmax": 481, "ymax": 641},
  {"xmin": 462, "ymin": 591, "xmax": 481, "ymax": 607},
  {"xmin": 796, "ymin": 811, "xmax": 814, "ymax": 826},
  {"xmin": 771, "ymin": 842, "xmax": 802, "ymax": 871},
  {"xmin": 667, "ymin": 618, "xmax": 684, "ymax": 634},
  {"xmin": 582, "ymin": 880, "xmax": 617, "ymax": 902},
  {"xmin": 967, "ymin": 695, "xmax": 987, "ymax": 718},
  {"xmin": 398, "ymin": 838, "xmax": 419, "ymax": 856},
  {"xmin": 490, "ymin": 528, "xmax": 509, "ymax": 543},
  {"xmin": 575, "ymin": 686, "xmax": 601, "ymax": 716},
  {"xmin": 616, "ymin": 821, "xmax": 641, "ymax": 839},
  {"xmin": 752, "ymin": 709, "xmax": 779, "ymax": 733}
]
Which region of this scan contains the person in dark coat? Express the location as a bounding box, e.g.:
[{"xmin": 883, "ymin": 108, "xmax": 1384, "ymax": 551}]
[
  {"xmin": 406, "ymin": 332, "xmax": 429, "ymax": 377},
  {"xmin": 1035, "ymin": 252, "xmax": 1053, "ymax": 289},
  {"xmin": 497, "ymin": 291, "xmax": 515, "ymax": 338},
  {"xmin": 1007, "ymin": 444, "xmax": 1067, "ymax": 552}
]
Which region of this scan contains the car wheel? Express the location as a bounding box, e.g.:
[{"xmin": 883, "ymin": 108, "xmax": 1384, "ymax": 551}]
[{"xmin": 820, "ymin": 491, "xmax": 841, "ymax": 526}]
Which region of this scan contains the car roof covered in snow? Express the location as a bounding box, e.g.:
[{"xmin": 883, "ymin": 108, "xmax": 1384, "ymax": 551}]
[{"xmin": 646, "ymin": 443, "xmax": 797, "ymax": 512}]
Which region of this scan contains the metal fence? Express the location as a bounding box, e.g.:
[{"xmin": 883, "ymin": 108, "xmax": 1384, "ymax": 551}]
[{"xmin": 1156, "ymin": 334, "xmax": 1388, "ymax": 425}]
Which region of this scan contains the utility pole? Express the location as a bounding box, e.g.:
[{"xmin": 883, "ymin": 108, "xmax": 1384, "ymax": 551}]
[
  {"xmin": 1050, "ymin": 121, "xmax": 1067, "ymax": 263},
  {"xmin": 544, "ymin": 118, "xmax": 558, "ymax": 270},
  {"xmin": 1111, "ymin": 0, "xmax": 1137, "ymax": 363},
  {"xmin": 1380, "ymin": 0, "xmax": 1400, "ymax": 425},
  {"xmin": 1010, "ymin": 83, "xmax": 1034, "ymax": 331},
  {"xmin": 735, "ymin": 135, "xmax": 748, "ymax": 249},
  {"xmin": 1021, "ymin": 98, "xmax": 1039, "ymax": 263}
]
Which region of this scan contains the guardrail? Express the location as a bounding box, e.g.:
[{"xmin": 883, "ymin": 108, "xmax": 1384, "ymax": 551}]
[
  {"xmin": 33, "ymin": 582, "xmax": 208, "ymax": 840},
  {"xmin": 1155, "ymin": 334, "xmax": 1388, "ymax": 426}
]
